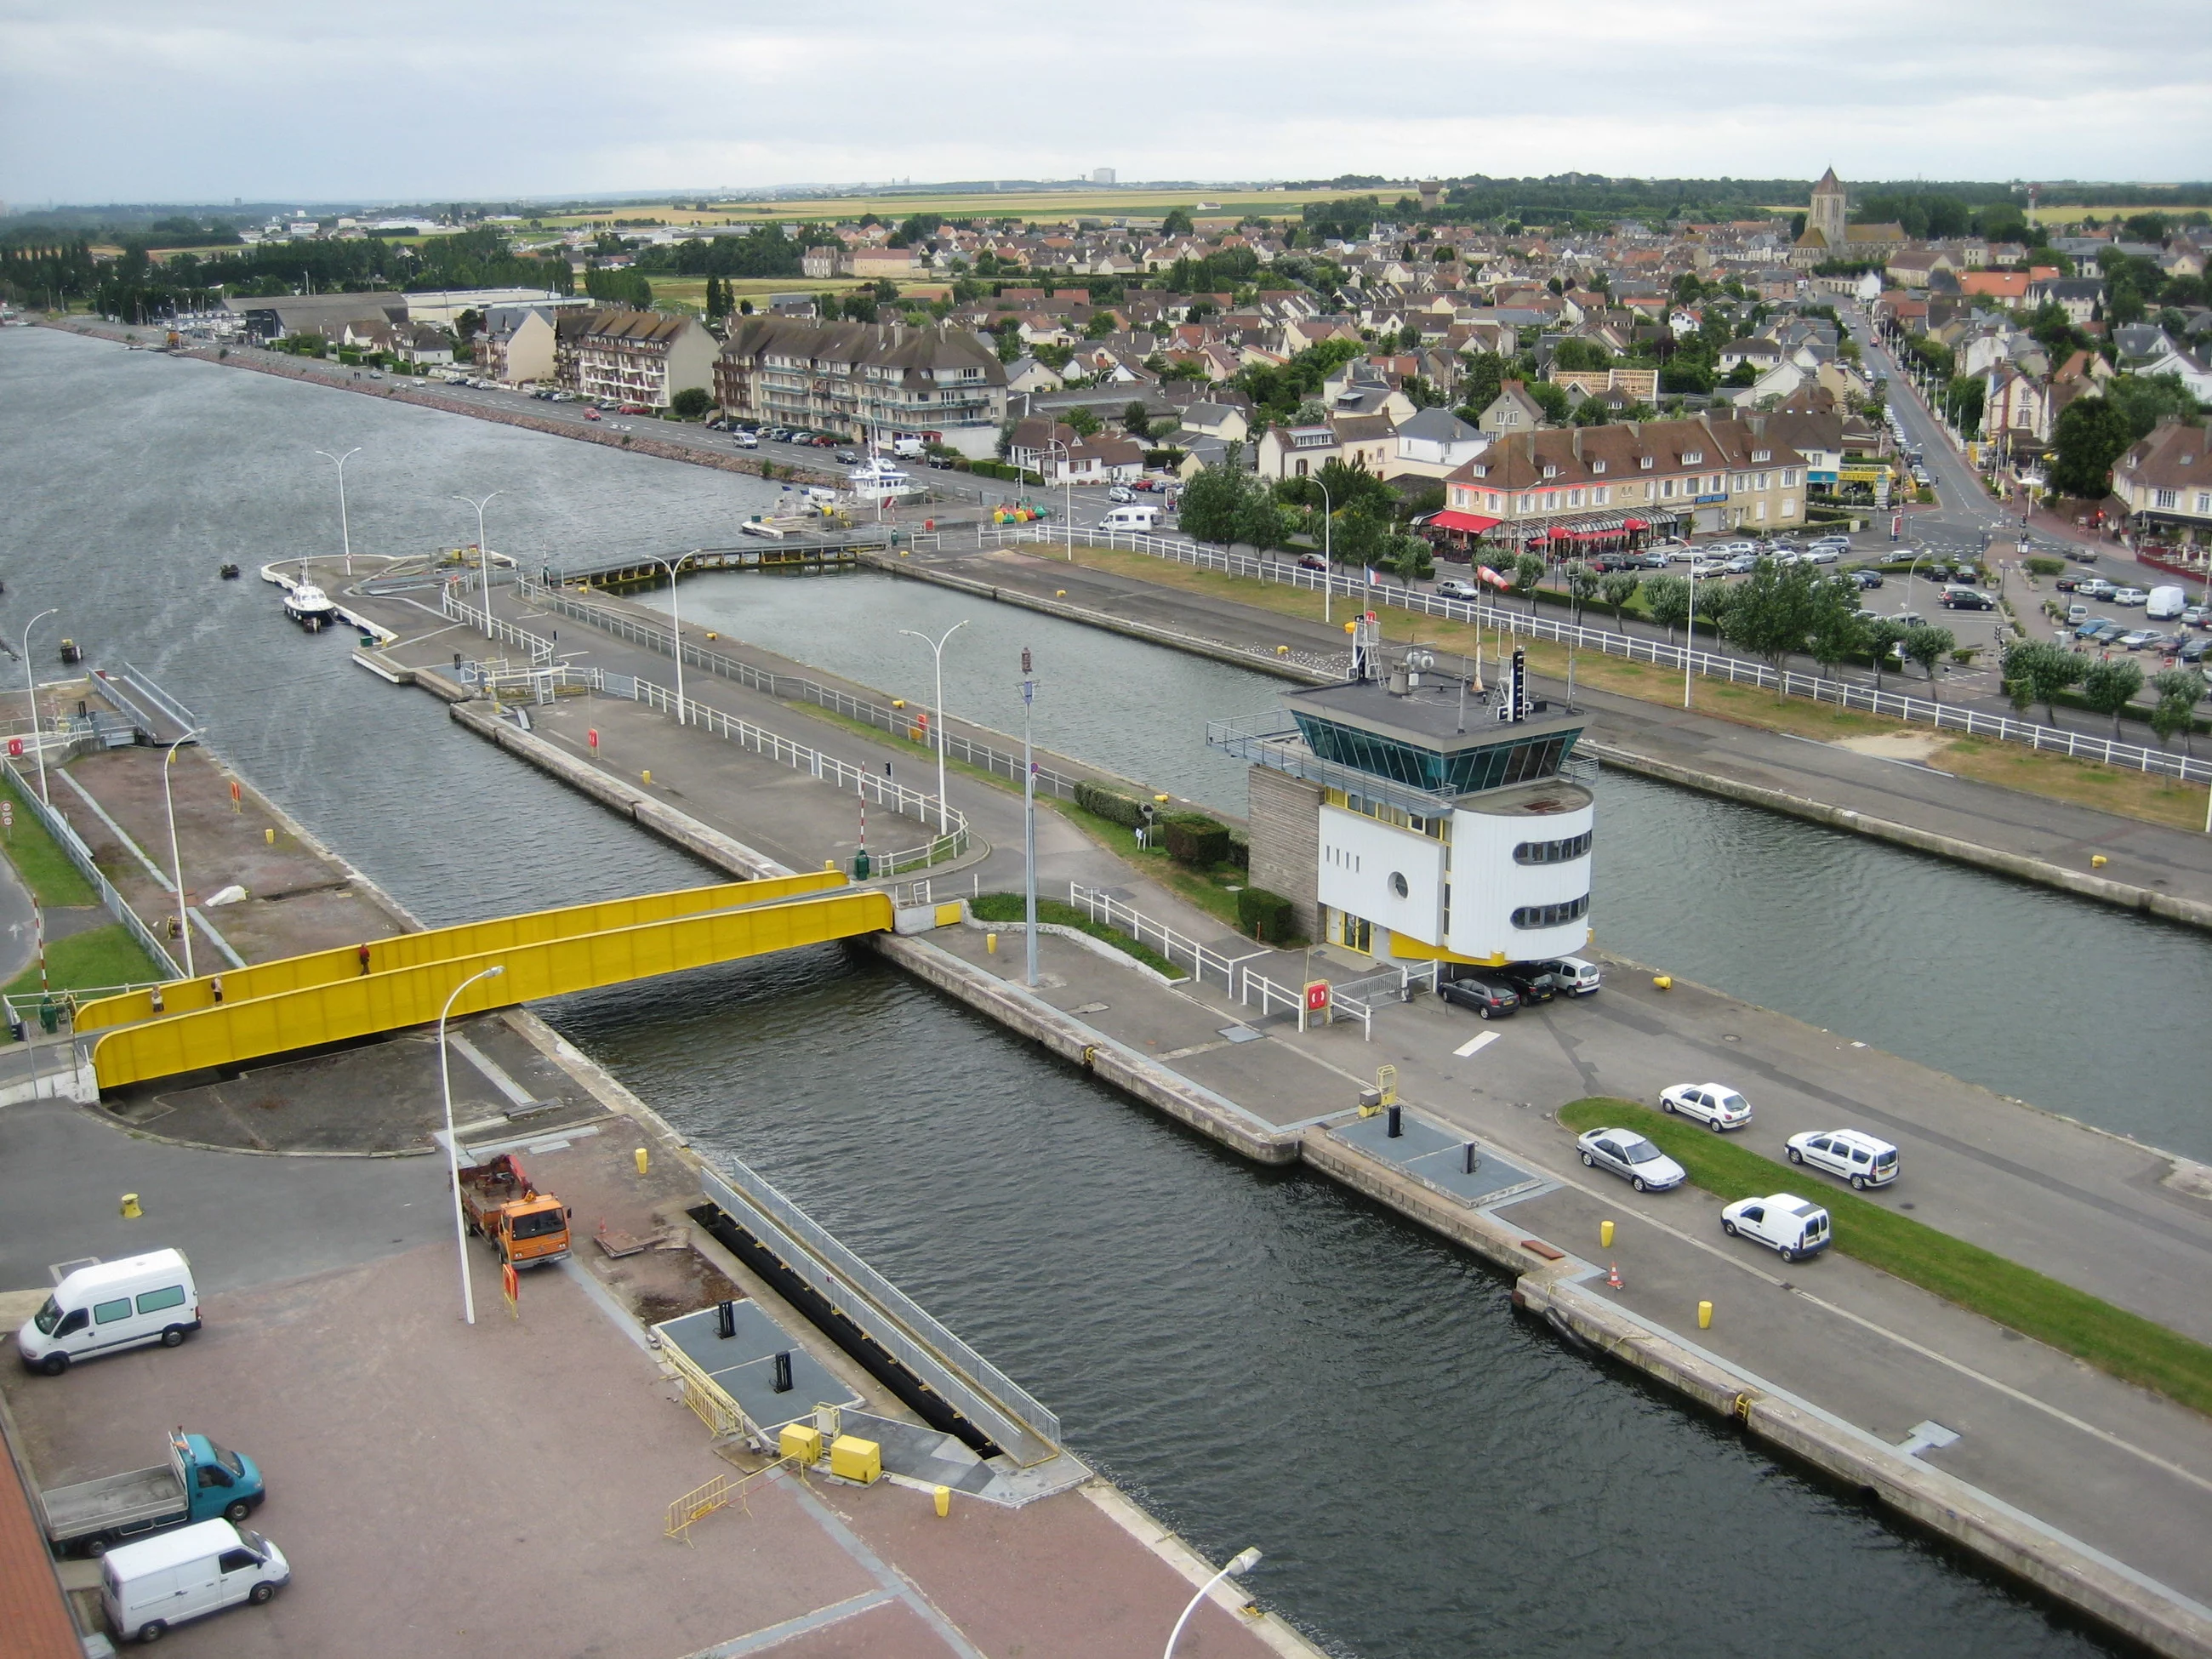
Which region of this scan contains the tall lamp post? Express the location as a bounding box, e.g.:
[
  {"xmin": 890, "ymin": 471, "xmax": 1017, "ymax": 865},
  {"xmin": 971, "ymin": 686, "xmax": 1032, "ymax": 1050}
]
[
  {"xmin": 1314, "ymin": 476, "xmax": 1335, "ymax": 626},
  {"xmin": 899, "ymin": 620, "xmax": 968, "ymax": 835},
  {"xmin": 161, "ymin": 731, "xmax": 206, "ymax": 977},
  {"xmin": 1684, "ymin": 564, "xmax": 1698, "ymax": 710},
  {"xmin": 1045, "ymin": 440, "xmax": 1075, "ymax": 559},
  {"xmin": 1019, "ymin": 647, "xmax": 1038, "ymax": 989},
  {"xmin": 453, "ymin": 492, "xmax": 503, "ymax": 640},
  {"xmin": 643, "ymin": 553, "xmax": 695, "ymax": 725},
  {"xmin": 1163, "ymin": 1547, "xmax": 1262, "ymax": 1659},
  {"xmin": 20, "ymin": 608, "xmax": 55, "ymax": 805},
  {"xmin": 439, "ymin": 963, "xmax": 508, "ymax": 1326},
  {"xmin": 313, "ymin": 448, "xmax": 361, "ymax": 576}
]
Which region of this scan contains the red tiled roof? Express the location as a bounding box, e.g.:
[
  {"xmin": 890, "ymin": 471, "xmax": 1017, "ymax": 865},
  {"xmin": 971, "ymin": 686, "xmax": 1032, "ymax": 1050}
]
[{"xmin": 0, "ymin": 1416, "xmax": 80, "ymax": 1659}]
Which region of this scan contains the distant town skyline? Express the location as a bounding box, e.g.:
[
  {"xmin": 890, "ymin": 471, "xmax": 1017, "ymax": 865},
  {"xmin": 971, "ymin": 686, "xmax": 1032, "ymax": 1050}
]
[{"xmin": 3, "ymin": 0, "xmax": 2206, "ymax": 204}]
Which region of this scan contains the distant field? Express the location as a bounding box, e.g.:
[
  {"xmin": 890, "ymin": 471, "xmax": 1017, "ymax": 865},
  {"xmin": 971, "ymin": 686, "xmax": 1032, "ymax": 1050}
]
[
  {"xmin": 1759, "ymin": 202, "xmax": 2201, "ymax": 228},
  {"xmin": 534, "ymin": 186, "xmax": 1356, "ymax": 229}
]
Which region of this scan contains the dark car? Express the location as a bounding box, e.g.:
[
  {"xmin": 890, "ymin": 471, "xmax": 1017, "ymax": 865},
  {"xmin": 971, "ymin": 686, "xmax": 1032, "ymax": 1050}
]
[
  {"xmin": 1297, "ymin": 553, "xmax": 1329, "ymax": 572},
  {"xmin": 2054, "ymin": 573, "xmax": 2082, "ymax": 592},
  {"xmin": 1852, "ymin": 569, "xmax": 1884, "ymax": 590},
  {"xmin": 1941, "ymin": 587, "xmax": 1994, "ymax": 610},
  {"xmin": 1439, "ymin": 974, "xmax": 1519, "ymax": 1020},
  {"xmin": 1497, "ymin": 964, "xmax": 1558, "ymax": 1005}
]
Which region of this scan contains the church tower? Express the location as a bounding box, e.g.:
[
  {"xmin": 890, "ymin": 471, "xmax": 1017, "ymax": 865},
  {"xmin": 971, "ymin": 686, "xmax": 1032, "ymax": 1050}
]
[{"xmin": 1806, "ymin": 168, "xmax": 1848, "ymax": 249}]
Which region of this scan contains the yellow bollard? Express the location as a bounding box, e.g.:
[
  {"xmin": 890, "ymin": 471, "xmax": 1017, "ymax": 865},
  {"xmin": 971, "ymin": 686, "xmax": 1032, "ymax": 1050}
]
[
  {"xmin": 120, "ymin": 1194, "xmax": 142, "ymax": 1219},
  {"xmin": 2090, "ymin": 853, "xmax": 2108, "ymax": 868},
  {"xmin": 1652, "ymin": 974, "xmax": 1673, "ymax": 990},
  {"xmin": 634, "ymin": 1147, "xmax": 649, "ymax": 1177},
  {"xmin": 986, "ymin": 932, "xmax": 999, "ymax": 955},
  {"xmin": 1698, "ymin": 1300, "xmax": 1713, "ymax": 1330},
  {"xmin": 1600, "ymin": 1218, "xmax": 1615, "ymax": 1249},
  {"xmin": 934, "ymin": 1485, "xmax": 951, "ymax": 1518},
  {"xmin": 824, "ymin": 860, "xmax": 836, "ymax": 872},
  {"xmin": 641, "ymin": 769, "xmax": 652, "ymax": 786},
  {"xmin": 1056, "ymin": 590, "xmax": 1067, "ymax": 597},
  {"xmin": 705, "ymin": 631, "xmax": 717, "ymax": 641},
  {"xmin": 264, "ymin": 827, "xmax": 276, "ymax": 845},
  {"xmin": 1277, "ymin": 644, "xmax": 1290, "ymax": 656}
]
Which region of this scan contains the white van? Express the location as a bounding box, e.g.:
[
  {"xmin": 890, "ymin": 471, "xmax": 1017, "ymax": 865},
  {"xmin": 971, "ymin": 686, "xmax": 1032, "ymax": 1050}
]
[
  {"xmin": 15, "ymin": 1249, "xmax": 200, "ymax": 1376},
  {"xmin": 2146, "ymin": 585, "xmax": 2186, "ymax": 621},
  {"xmin": 102, "ymin": 1518, "xmax": 289, "ymax": 1644},
  {"xmin": 1098, "ymin": 504, "xmax": 1160, "ymax": 532},
  {"xmin": 890, "ymin": 436, "xmax": 927, "ymax": 459}
]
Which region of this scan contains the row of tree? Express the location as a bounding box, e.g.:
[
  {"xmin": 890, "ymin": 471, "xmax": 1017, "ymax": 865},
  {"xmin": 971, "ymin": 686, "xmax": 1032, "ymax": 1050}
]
[{"xmin": 2002, "ymin": 642, "xmax": 2204, "ymax": 745}]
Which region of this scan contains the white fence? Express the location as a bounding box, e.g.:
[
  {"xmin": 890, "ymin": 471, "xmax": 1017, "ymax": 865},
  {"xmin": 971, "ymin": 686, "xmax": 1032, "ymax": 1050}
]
[
  {"xmin": 631, "ymin": 676, "xmax": 966, "ymax": 876},
  {"xmin": 1065, "ymin": 882, "xmax": 1257, "ymax": 990},
  {"xmin": 980, "ymin": 525, "xmax": 2212, "ymax": 785},
  {"xmin": 516, "ymin": 579, "xmax": 1090, "ymax": 799},
  {"xmin": 2, "ymin": 757, "xmax": 184, "ymax": 984},
  {"xmin": 441, "ymin": 581, "xmax": 556, "ymax": 664}
]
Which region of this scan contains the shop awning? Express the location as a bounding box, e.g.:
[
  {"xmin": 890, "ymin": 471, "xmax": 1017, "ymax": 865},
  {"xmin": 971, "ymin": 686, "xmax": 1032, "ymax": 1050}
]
[{"xmin": 1428, "ymin": 510, "xmax": 1502, "ymax": 534}]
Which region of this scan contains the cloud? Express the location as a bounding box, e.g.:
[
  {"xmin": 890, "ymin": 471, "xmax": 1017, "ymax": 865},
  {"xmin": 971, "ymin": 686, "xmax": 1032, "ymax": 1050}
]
[{"xmin": 2, "ymin": 0, "xmax": 2205, "ymax": 202}]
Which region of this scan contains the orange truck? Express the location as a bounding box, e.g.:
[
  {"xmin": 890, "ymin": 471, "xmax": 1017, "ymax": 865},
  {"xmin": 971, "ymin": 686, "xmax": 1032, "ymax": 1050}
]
[{"xmin": 456, "ymin": 1154, "xmax": 572, "ymax": 1266}]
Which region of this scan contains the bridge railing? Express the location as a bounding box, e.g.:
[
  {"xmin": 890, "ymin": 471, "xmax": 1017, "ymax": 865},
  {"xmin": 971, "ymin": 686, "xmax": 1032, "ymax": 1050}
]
[
  {"xmin": 440, "ymin": 581, "xmax": 556, "ymax": 664},
  {"xmin": 978, "ymin": 525, "xmax": 2212, "ymax": 785},
  {"xmin": 517, "ymin": 578, "xmax": 1089, "ymax": 800},
  {"xmin": 629, "ymin": 676, "xmax": 966, "ymax": 876},
  {"xmin": 1065, "ymin": 882, "xmax": 1246, "ymax": 991}
]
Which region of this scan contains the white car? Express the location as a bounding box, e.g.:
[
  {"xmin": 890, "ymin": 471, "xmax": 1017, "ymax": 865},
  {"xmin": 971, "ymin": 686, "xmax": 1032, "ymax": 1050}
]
[
  {"xmin": 1805, "ymin": 547, "xmax": 1840, "ymax": 565},
  {"xmin": 1721, "ymin": 1193, "xmax": 1832, "ymax": 1263},
  {"xmin": 2113, "ymin": 587, "xmax": 2148, "ymax": 607},
  {"xmin": 1576, "ymin": 1128, "xmax": 1686, "ymax": 1192},
  {"xmin": 1108, "ymin": 484, "xmax": 1137, "ymax": 503},
  {"xmin": 1434, "ymin": 578, "xmax": 1480, "ymax": 601},
  {"xmin": 1786, "ymin": 1128, "xmax": 1899, "ymax": 1189},
  {"xmin": 1659, "ymin": 1082, "xmax": 1753, "ymax": 1132}
]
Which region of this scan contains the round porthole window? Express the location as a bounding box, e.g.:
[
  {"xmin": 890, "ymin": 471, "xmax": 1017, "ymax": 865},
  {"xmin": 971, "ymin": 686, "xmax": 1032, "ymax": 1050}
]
[{"xmin": 1389, "ymin": 871, "xmax": 1410, "ymax": 898}]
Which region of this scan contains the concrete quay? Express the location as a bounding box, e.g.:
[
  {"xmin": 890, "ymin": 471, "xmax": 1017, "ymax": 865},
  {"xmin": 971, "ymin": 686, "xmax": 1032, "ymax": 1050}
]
[
  {"xmin": 0, "ymin": 721, "xmax": 1314, "ymax": 1658},
  {"xmin": 884, "ymin": 538, "xmax": 2212, "ymax": 930},
  {"xmin": 335, "ymin": 573, "xmax": 2212, "ymax": 1656}
]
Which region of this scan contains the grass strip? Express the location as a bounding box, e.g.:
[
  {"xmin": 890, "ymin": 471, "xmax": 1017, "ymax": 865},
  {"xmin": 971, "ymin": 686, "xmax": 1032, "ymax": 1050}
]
[
  {"xmin": 0, "ymin": 775, "xmax": 99, "ymax": 906},
  {"xmin": 969, "ymin": 892, "xmax": 1183, "ymax": 979},
  {"xmin": 1558, "ymin": 1097, "xmax": 2212, "ymax": 1417},
  {"xmin": 5, "ymin": 923, "xmax": 162, "ymax": 1001}
]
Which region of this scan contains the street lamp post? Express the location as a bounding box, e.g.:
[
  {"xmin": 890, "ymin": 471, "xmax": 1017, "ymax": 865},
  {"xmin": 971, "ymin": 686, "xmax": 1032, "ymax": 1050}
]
[
  {"xmin": 313, "ymin": 448, "xmax": 361, "ymax": 576},
  {"xmin": 453, "ymin": 492, "xmax": 503, "ymax": 640},
  {"xmin": 1045, "ymin": 440, "xmax": 1074, "ymax": 559},
  {"xmin": 644, "ymin": 553, "xmax": 695, "ymax": 725},
  {"xmin": 439, "ymin": 963, "xmax": 508, "ymax": 1326},
  {"xmin": 899, "ymin": 620, "xmax": 968, "ymax": 835},
  {"xmin": 1162, "ymin": 1547, "xmax": 1262, "ymax": 1659},
  {"xmin": 20, "ymin": 608, "xmax": 56, "ymax": 806},
  {"xmin": 161, "ymin": 731, "xmax": 206, "ymax": 977},
  {"xmin": 1314, "ymin": 476, "xmax": 1335, "ymax": 626},
  {"xmin": 1019, "ymin": 647, "xmax": 1038, "ymax": 989}
]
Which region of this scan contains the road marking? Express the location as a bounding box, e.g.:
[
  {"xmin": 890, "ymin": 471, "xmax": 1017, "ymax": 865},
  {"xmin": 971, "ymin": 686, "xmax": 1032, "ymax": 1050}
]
[{"xmin": 1454, "ymin": 1031, "xmax": 1501, "ymax": 1058}]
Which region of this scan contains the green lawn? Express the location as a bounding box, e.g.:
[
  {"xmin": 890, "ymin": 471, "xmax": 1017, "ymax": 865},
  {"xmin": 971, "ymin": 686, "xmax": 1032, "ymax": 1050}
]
[
  {"xmin": 0, "ymin": 776, "xmax": 98, "ymax": 906},
  {"xmin": 1559, "ymin": 1098, "xmax": 2212, "ymax": 1417},
  {"xmin": 969, "ymin": 892, "xmax": 1182, "ymax": 978},
  {"xmin": 5, "ymin": 923, "xmax": 162, "ymax": 1002}
]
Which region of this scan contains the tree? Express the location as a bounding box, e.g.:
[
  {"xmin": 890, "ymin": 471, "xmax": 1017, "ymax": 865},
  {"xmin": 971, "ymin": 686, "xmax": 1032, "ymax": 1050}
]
[
  {"xmin": 1722, "ymin": 560, "xmax": 1825, "ymax": 693},
  {"xmin": 2103, "ymin": 373, "xmax": 2207, "ymax": 442},
  {"xmin": 1643, "ymin": 573, "xmax": 1690, "ymax": 644},
  {"xmin": 1527, "ymin": 381, "xmax": 1572, "ymax": 424},
  {"xmin": 1160, "ymin": 207, "xmax": 1194, "ymax": 236},
  {"xmin": 1900, "ymin": 624, "xmax": 1955, "ymax": 695},
  {"xmin": 1178, "ymin": 450, "xmax": 1251, "ymax": 546},
  {"xmin": 669, "ymin": 386, "xmax": 713, "ymax": 420},
  {"xmin": 2047, "ymin": 397, "xmax": 2135, "ymax": 500},
  {"xmin": 1457, "ymin": 351, "xmax": 1508, "ymax": 420},
  {"xmin": 1330, "ymin": 500, "xmax": 1389, "ymax": 567},
  {"xmin": 1063, "ymin": 406, "xmax": 1101, "ymax": 438},
  {"xmin": 1861, "ymin": 616, "xmax": 1906, "ymax": 692},
  {"xmin": 2002, "ymin": 640, "xmax": 2084, "ymax": 725},
  {"xmin": 2079, "ymin": 657, "xmax": 2144, "ymax": 735},
  {"xmin": 1595, "ymin": 570, "xmax": 1641, "ymax": 632},
  {"xmin": 1511, "ymin": 552, "xmax": 1546, "ymax": 613},
  {"xmin": 2152, "ymin": 667, "xmax": 2206, "ymax": 752},
  {"xmin": 1236, "ymin": 489, "xmax": 1293, "ymax": 553},
  {"xmin": 1807, "ymin": 587, "xmax": 1867, "ymax": 681},
  {"xmin": 1121, "ymin": 401, "xmax": 1154, "ymax": 439}
]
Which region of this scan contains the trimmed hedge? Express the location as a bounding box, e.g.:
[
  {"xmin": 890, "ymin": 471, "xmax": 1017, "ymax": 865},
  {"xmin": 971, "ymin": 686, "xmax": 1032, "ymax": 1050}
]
[
  {"xmin": 1074, "ymin": 781, "xmax": 1146, "ymax": 827},
  {"xmin": 1162, "ymin": 813, "xmax": 1230, "ymax": 869},
  {"xmin": 1236, "ymin": 887, "xmax": 1296, "ymax": 944}
]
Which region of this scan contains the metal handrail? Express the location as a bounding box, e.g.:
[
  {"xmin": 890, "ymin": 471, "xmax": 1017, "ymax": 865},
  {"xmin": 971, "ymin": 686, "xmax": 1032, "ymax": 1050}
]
[
  {"xmin": 1067, "ymin": 881, "xmax": 1240, "ymax": 989},
  {"xmin": 983, "ymin": 524, "xmax": 2212, "ymax": 784},
  {"xmin": 0, "ymin": 757, "xmax": 182, "ymax": 983}
]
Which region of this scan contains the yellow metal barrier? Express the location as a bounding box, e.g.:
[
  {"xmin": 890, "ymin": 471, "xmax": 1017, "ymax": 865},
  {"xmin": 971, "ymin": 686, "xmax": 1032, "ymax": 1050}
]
[
  {"xmin": 74, "ymin": 871, "xmax": 847, "ymax": 1032},
  {"xmin": 90, "ymin": 890, "xmax": 893, "ymax": 1090}
]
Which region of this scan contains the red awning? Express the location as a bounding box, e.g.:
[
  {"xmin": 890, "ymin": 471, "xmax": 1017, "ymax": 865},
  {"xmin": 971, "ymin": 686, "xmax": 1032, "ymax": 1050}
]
[
  {"xmin": 1622, "ymin": 518, "xmax": 1649, "ymax": 531},
  {"xmin": 1429, "ymin": 510, "xmax": 1502, "ymax": 533}
]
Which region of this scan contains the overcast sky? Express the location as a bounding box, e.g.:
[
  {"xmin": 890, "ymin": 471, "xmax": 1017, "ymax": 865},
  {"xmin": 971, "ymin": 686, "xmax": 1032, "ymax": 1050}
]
[{"xmin": 4, "ymin": 0, "xmax": 2206, "ymax": 207}]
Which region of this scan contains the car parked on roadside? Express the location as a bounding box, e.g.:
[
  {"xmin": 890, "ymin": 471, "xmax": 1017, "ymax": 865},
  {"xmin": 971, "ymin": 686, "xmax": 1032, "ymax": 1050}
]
[
  {"xmin": 1721, "ymin": 1194, "xmax": 1832, "ymax": 1263},
  {"xmin": 1659, "ymin": 1082, "xmax": 1753, "ymax": 1132},
  {"xmin": 1538, "ymin": 955, "xmax": 1603, "ymax": 995},
  {"xmin": 2114, "ymin": 586, "xmax": 2149, "ymax": 607},
  {"xmin": 1786, "ymin": 1129, "xmax": 1899, "ymax": 1189},
  {"xmin": 2078, "ymin": 578, "xmax": 2116, "ymax": 600},
  {"xmin": 1806, "ymin": 547, "xmax": 1840, "ymax": 565},
  {"xmin": 2179, "ymin": 635, "xmax": 2211, "ymax": 663},
  {"xmin": 1576, "ymin": 1128, "xmax": 1686, "ymax": 1193},
  {"xmin": 1495, "ymin": 964, "xmax": 1556, "ymax": 1005},
  {"xmin": 2119, "ymin": 629, "xmax": 2158, "ymax": 651},
  {"xmin": 1941, "ymin": 587, "xmax": 1994, "ymax": 610},
  {"xmin": 1851, "ymin": 569, "xmax": 1884, "ymax": 589},
  {"xmin": 1439, "ymin": 974, "xmax": 1519, "ymax": 1020},
  {"xmin": 1108, "ymin": 484, "xmax": 1137, "ymax": 504}
]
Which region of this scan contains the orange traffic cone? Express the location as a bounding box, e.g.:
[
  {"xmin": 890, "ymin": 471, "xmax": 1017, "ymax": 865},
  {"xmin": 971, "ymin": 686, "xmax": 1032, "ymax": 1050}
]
[{"xmin": 1606, "ymin": 1262, "xmax": 1623, "ymax": 1291}]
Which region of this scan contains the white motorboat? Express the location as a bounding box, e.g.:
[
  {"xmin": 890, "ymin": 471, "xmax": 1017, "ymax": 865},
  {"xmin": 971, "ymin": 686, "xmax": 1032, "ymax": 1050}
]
[
  {"xmin": 283, "ymin": 582, "xmax": 339, "ymax": 630},
  {"xmin": 846, "ymin": 459, "xmax": 915, "ymax": 503}
]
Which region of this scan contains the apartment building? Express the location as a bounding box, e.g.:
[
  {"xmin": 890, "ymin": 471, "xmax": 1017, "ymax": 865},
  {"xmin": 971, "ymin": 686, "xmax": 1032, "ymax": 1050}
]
[
  {"xmin": 571, "ymin": 310, "xmax": 716, "ymax": 408},
  {"xmin": 1439, "ymin": 413, "xmax": 1809, "ymax": 545},
  {"xmin": 714, "ymin": 318, "xmax": 1008, "ymax": 457},
  {"xmin": 2112, "ymin": 419, "xmax": 2212, "ymax": 539}
]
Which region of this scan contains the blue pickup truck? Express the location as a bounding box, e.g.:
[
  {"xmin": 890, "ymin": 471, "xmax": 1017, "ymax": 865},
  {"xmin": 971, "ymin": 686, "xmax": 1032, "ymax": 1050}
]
[{"xmin": 38, "ymin": 1430, "xmax": 266, "ymax": 1557}]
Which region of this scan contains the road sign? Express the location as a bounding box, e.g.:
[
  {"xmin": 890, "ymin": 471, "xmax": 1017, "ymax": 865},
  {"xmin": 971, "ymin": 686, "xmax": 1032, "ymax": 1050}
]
[{"xmin": 2, "ymin": 801, "xmax": 13, "ymax": 830}]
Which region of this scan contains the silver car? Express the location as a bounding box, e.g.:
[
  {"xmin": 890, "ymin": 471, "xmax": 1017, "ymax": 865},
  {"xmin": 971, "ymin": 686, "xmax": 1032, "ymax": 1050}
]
[{"xmin": 1576, "ymin": 1128, "xmax": 1686, "ymax": 1193}]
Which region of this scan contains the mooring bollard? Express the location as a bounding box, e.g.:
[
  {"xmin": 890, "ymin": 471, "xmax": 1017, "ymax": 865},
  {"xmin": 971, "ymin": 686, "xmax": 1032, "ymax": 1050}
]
[
  {"xmin": 120, "ymin": 1194, "xmax": 142, "ymax": 1219},
  {"xmin": 634, "ymin": 1147, "xmax": 649, "ymax": 1176},
  {"xmin": 1699, "ymin": 1300, "xmax": 1714, "ymax": 1330},
  {"xmin": 1652, "ymin": 974, "xmax": 1672, "ymax": 990}
]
